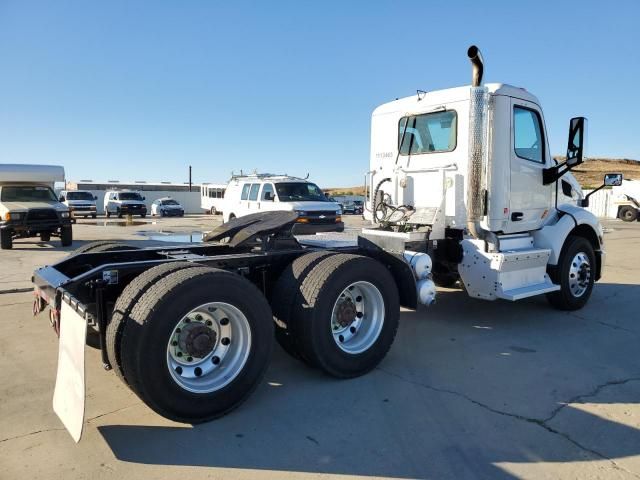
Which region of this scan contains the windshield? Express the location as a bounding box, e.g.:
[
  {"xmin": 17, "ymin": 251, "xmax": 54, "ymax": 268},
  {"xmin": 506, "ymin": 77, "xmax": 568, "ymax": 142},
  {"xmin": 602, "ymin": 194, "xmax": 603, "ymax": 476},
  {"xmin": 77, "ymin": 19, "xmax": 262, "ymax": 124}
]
[
  {"xmin": 275, "ymin": 182, "xmax": 328, "ymax": 202},
  {"xmin": 1, "ymin": 185, "xmax": 58, "ymax": 202},
  {"xmin": 162, "ymin": 200, "xmax": 179, "ymax": 205},
  {"xmin": 66, "ymin": 191, "xmax": 94, "ymax": 201},
  {"xmin": 119, "ymin": 192, "xmax": 143, "ymax": 201}
]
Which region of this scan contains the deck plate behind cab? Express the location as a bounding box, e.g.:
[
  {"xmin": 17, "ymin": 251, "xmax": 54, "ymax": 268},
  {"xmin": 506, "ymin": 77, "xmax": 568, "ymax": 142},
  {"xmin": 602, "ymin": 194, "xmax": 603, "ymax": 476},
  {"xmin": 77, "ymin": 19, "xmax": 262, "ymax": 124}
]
[{"xmin": 53, "ymin": 301, "xmax": 87, "ymax": 442}]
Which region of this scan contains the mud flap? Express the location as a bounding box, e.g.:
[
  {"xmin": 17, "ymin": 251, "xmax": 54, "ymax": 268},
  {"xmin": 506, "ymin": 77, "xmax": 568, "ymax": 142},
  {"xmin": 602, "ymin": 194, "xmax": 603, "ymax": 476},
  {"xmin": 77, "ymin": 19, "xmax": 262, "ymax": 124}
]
[{"xmin": 53, "ymin": 302, "xmax": 87, "ymax": 442}]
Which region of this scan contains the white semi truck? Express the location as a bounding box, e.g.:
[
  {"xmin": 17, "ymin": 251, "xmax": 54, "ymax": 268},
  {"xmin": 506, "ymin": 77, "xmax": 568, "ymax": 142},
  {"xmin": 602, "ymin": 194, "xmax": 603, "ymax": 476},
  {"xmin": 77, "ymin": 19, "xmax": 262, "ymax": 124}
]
[{"xmin": 32, "ymin": 46, "xmax": 619, "ymax": 441}]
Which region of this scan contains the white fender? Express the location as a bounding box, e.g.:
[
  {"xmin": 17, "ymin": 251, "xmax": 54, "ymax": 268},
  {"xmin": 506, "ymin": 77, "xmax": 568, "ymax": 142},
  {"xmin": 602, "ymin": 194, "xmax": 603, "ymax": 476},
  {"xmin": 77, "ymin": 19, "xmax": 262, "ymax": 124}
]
[{"xmin": 532, "ymin": 204, "xmax": 604, "ymax": 265}]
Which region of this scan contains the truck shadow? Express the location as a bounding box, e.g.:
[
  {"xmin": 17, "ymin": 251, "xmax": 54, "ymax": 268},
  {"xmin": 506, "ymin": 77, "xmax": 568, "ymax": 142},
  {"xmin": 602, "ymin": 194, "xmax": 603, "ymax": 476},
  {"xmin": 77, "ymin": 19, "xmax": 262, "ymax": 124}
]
[{"xmin": 97, "ymin": 282, "xmax": 640, "ymax": 479}]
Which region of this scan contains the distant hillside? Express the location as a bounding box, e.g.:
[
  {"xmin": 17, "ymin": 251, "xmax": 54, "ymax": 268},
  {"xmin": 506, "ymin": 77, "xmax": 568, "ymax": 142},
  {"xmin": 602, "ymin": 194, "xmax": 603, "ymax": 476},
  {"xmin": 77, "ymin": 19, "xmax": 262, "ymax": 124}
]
[
  {"xmin": 325, "ymin": 158, "xmax": 639, "ymax": 194},
  {"xmin": 556, "ymin": 158, "xmax": 640, "ymax": 188}
]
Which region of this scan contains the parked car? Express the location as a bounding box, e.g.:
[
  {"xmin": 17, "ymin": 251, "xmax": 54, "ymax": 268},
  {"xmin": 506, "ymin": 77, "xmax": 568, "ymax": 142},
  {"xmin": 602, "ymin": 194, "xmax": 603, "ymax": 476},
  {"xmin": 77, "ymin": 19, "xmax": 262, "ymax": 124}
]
[
  {"xmin": 103, "ymin": 190, "xmax": 147, "ymax": 218},
  {"xmin": 342, "ymin": 201, "xmax": 363, "ymax": 215},
  {"xmin": 0, "ymin": 164, "xmax": 72, "ymax": 249},
  {"xmin": 151, "ymin": 197, "xmax": 185, "ymax": 217},
  {"xmin": 59, "ymin": 190, "xmax": 98, "ymax": 219},
  {"xmin": 222, "ymin": 174, "xmax": 343, "ymax": 234}
]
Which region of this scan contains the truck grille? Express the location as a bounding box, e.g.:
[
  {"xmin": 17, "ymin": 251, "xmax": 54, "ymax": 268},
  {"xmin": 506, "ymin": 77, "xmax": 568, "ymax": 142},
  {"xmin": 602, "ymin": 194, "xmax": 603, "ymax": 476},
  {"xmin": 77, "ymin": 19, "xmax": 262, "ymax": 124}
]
[
  {"xmin": 26, "ymin": 209, "xmax": 58, "ymax": 222},
  {"xmin": 306, "ymin": 211, "xmax": 338, "ymax": 225}
]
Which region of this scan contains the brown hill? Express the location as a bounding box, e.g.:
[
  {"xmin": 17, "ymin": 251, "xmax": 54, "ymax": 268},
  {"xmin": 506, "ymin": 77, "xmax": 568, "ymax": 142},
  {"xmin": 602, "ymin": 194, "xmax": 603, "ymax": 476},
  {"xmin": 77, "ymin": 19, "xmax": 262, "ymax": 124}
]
[{"xmin": 325, "ymin": 158, "xmax": 639, "ymax": 193}]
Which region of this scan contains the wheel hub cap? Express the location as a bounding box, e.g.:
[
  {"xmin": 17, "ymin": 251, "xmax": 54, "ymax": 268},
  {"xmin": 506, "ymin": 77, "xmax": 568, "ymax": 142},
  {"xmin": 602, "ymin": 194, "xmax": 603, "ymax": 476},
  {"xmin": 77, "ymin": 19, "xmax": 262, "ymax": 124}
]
[
  {"xmin": 184, "ymin": 325, "xmax": 217, "ymax": 358},
  {"xmin": 330, "ymin": 281, "xmax": 385, "ymax": 355},
  {"xmin": 568, "ymin": 251, "xmax": 591, "ymax": 298}
]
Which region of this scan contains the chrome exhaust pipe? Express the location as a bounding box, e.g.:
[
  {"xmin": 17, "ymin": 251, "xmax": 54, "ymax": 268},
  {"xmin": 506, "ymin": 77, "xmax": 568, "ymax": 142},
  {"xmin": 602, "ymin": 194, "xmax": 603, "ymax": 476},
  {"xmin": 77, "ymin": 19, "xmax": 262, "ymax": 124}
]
[{"xmin": 466, "ymin": 45, "xmax": 498, "ymax": 249}]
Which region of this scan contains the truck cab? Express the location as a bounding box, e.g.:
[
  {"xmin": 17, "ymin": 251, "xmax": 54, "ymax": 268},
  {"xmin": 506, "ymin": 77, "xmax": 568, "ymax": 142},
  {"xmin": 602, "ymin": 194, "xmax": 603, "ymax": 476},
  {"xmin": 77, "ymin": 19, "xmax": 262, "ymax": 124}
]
[
  {"xmin": 364, "ymin": 46, "xmax": 610, "ymax": 310},
  {"xmin": 0, "ymin": 164, "xmax": 73, "ymax": 249}
]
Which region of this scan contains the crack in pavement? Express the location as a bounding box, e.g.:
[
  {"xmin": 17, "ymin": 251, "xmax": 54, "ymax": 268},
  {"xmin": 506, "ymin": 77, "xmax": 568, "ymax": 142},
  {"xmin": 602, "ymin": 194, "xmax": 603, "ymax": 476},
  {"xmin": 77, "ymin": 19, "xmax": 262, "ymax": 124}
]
[
  {"xmin": 376, "ymin": 367, "xmax": 640, "ymax": 479},
  {"xmin": 568, "ymin": 310, "xmax": 639, "ymax": 336},
  {"xmin": 0, "ymin": 427, "xmax": 66, "ymax": 444},
  {"xmin": 0, "ymin": 403, "xmax": 141, "ymax": 445}
]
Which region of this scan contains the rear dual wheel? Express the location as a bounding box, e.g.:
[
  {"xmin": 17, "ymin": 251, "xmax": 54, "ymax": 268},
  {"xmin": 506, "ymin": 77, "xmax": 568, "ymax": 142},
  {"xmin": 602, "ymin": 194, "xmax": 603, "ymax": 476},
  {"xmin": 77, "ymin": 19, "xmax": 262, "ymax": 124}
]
[
  {"xmin": 117, "ymin": 265, "xmax": 273, "ymax": 423},
  {"xmin": 273, "ymin": 253, "xmax": 399, "ymax": 378}
]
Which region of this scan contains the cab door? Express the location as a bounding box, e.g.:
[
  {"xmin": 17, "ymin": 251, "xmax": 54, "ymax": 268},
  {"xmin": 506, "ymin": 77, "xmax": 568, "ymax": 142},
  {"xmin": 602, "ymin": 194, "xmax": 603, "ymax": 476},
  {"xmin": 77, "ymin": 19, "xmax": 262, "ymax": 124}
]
[{"xmin": 508, "ymin": 99, "xmax": 552, "ymax": 232}]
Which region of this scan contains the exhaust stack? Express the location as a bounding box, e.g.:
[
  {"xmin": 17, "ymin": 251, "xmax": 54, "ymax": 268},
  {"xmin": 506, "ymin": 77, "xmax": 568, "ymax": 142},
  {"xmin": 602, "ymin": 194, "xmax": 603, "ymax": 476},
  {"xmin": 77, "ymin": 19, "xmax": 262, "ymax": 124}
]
[{"xmin": 466, "ymin": 45, "xmax": 496, "ymax": 247}]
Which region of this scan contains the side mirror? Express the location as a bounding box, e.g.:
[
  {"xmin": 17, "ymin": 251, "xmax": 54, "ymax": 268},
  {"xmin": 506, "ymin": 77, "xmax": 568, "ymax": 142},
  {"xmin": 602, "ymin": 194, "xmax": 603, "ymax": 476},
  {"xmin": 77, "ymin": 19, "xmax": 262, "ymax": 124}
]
[
  {"xmin": 59, "ymin": 196, "xmax": 65, "ymax": 202},
  {"xmin": 604, "ymin": 173, "xmax": 623, "ymax": 187},
  {"xmin": 566, "ymin": 117, "xmax": 587, "ymax": 167},
  {"xmin": 580, "ymin": 173, "xmax": 623, "ymax": 207},
  {"xmin": 94, "ymin": 195, "xmax": 98, "ymax": 200},
  {"xmin": 142, "ymin": 196, "xmax": 146, "ymax": 201}
]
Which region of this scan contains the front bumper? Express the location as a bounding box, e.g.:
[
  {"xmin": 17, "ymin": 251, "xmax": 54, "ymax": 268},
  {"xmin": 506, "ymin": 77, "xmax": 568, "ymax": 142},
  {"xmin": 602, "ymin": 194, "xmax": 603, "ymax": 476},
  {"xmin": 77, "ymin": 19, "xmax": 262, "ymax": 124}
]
[
  {"xmin": 160, "ymin": 209, "xmax": 184, "ymax": 217},
  {"xmin": 292, "ymin": 221, "xmax": 344, "ymax": 235},
  {"xmin": 1, "ymin": 218, "xmax": 71, "ymax": 234}
]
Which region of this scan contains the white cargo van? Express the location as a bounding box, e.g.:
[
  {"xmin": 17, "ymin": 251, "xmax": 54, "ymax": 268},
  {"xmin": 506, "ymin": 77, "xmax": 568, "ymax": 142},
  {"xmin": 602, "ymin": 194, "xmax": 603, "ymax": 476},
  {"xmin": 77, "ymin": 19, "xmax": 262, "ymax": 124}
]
[
  {"xmin": 0, "ymin": 164, "xmax": 72, "ymax": 249},
  {"xmin": 222, "ymin": 174, "xmax": 343, "ymax": 233},
  {"xmin": 59, "ymin": 190, "xmax": 98, "ymax": 219},
  {"xmin": 103, "ymin": 190, "xmax": 147, "ymax": 218}
]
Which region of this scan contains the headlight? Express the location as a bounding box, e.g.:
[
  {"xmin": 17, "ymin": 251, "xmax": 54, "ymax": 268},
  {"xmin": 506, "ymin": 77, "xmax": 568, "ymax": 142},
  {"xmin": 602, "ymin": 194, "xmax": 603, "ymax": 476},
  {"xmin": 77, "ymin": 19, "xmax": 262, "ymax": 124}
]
[
  {"xmin": 336, "ymin": 209, "xmax": 342, "ymax": 215},
  {"xmin": 295, "ymin": 210, "xmax": 307, "ymax": 216},
  {"xmin": 61, "ymin": 211, "xmax": 70, "ymax": 218},
  {"xmin": 4, "ymin": 212, "xmax": 24, "ymax": 221}
]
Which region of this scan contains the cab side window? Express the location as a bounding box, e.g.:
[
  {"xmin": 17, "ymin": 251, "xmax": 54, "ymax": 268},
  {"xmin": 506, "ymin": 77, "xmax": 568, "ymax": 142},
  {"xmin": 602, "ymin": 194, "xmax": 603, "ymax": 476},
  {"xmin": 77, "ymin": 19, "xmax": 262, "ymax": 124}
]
[
  {"xmin": 248, "ymin": 184, "xmax": 260, "ymax": 201},
  {"xmin": 241, "ymin": 184, "xmax": 251, "ymax": 200},
  {"xmin": 514, "ymin": 106, "xmax": 544, "ymax": 163}
]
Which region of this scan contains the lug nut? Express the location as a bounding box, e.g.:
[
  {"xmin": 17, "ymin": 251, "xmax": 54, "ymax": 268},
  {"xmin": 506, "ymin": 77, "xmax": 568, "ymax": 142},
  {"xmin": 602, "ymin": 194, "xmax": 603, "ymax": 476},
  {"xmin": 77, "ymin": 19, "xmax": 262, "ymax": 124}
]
[
  {"xmin": 176, "ymin": 328, "xmax": 181, "ymax": 333},
  {"xmin": 171, "ymin": 340, "xmax": 178, "ymax": 346},
  {"xmin": 206, "ymin": 320, "xmax": 213, "ymax": 326},
  {"xmin": 195, "ymin": 314, "xmax": 203, "ymax": 321},
  {"xmin": 177, "ymin": 352, "xmax": 183, "ymax": 357},
  {"xmin": 184, "ymin": 318, "xmax": 191, "ymax": 323},
  {"xmin": 187, "ymin": 356, "xmax": 193, "ymax": 362}
]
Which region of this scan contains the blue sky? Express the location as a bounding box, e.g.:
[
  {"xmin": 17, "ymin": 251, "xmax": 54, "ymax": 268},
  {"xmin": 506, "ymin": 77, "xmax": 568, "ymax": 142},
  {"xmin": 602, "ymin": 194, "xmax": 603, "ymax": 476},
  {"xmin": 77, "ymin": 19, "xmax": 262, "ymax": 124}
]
[{"xmin": 0, "ymin": 0, "xmax": 638, "ymax": 187}]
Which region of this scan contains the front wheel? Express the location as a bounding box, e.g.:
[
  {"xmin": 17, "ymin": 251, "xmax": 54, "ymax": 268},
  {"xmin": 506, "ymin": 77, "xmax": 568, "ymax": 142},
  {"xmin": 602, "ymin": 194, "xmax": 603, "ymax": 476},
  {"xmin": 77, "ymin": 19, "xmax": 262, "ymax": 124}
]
[
  {"xmin": 40, "ymin": 231, "xmax": 51, "ymax": 242},
  {"xmin": 546, "ymin": 235, "xmax": 595, "ymax": 311},
  {"xmin": 286, "ymin": 254, "xmax": 400, "ymax": 378},
  {"xmin": 119, "ymin": 267, "xmax": 273, "ymax": 423}
]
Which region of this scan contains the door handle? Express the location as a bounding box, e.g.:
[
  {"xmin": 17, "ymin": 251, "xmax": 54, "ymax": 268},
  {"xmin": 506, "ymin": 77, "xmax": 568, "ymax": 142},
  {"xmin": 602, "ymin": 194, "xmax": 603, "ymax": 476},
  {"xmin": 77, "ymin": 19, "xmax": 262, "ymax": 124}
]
[{"xmin": 511, "ymin": 212, "xmax": 524, "ymax": 221}]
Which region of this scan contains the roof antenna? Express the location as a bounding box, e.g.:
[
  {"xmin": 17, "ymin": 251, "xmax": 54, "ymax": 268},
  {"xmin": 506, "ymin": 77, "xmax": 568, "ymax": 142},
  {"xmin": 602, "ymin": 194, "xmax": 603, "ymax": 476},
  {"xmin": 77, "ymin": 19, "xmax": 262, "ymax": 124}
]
[{"xmin": 417, "ymin": 90, "xmax": 427, "ymax": 101}]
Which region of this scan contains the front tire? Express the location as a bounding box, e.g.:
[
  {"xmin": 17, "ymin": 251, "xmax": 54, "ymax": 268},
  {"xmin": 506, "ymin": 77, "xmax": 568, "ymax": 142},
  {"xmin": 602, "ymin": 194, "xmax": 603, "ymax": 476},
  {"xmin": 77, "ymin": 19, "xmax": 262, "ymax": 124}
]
[
  {"xmin": 0, "ymin": 229, "xmax": 12, "ymax": 250},
  {"xmin": 60, "ymin": 226, "xmax": 73, "ymax": 247},
  {"xmin": 40, "ymin": 231, "xmax": 51, "ymax": 242},
  {"xmin": 120, "ymin": 267, "xmax": 274, "ymax": 423},
  {"xmin": 546, "ymin": 235, "xmax": 596, "ymax": 311},
  {"xmin": 287, "ymin": 254, "xmax": 399, "ymax": 378},
  {"xmin": 619, "ymin": 206, "xmax": 638, "ymax": 222}
]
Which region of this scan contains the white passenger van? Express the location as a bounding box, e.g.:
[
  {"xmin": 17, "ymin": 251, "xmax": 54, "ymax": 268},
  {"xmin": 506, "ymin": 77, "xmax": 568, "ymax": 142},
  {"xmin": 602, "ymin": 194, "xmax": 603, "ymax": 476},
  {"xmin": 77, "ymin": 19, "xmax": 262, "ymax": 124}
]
[
  {"xmin": 222, "ymin": 174, "xmax": 343, "ymax": 233},
  {"xmin": 58, "ymin": 190, "xmax": 98, "ymax": 219},
  {"xmin": 200, "ymin": 183, "xmax": 226, "ymax": 215},
  {"xmin": 103, "ymin": 189, "xmax": 147, "ymax": 218}
]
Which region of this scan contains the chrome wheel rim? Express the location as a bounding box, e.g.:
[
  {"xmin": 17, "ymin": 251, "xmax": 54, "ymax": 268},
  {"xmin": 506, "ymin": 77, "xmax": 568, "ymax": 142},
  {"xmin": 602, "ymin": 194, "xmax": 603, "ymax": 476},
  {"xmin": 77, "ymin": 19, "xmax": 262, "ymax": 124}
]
[
  {"xmin": 568, "ymin": 251, "xmax": 591, "ymax": 298},
  {"xmin": 167, "ymin": 302, "xmax": 251, "ymax": 393},
  {"xmin": 331, "ymin": 281, "xmax": 384, "ymax": 354}
]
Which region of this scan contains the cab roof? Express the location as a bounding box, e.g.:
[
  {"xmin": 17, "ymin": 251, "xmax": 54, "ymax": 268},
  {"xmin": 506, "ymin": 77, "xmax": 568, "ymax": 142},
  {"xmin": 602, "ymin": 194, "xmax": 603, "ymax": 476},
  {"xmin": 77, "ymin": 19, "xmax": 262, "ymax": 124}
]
[{"xmin": 372, "ymin": 83, "xmax": 540, "ymax": 116}]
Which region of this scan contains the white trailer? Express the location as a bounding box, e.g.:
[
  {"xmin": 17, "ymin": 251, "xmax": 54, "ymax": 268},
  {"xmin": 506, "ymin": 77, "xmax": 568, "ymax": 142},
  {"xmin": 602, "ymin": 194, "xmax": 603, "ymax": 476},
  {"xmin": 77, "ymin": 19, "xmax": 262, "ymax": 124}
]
[{"xmin": 32, "ymin": 46, "xmax": 620, "ymax": 441}]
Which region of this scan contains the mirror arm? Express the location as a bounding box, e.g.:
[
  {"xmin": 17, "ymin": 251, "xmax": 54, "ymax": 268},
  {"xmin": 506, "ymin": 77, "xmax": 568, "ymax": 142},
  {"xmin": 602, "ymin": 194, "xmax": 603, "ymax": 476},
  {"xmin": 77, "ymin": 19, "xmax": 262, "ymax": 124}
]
[
  {"xmin": 543, "ymin": 161, "xmax": 572, "ymax": 185},
  {"xmin": 580, "ymin": 184, "xmax": 605, "ymax": 208}
]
